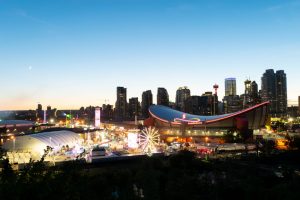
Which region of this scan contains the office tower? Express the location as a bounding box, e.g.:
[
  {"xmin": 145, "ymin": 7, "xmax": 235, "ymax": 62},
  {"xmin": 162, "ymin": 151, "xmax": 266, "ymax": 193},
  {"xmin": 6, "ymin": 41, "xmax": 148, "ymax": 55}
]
[
  {"xmin": 102, "ymin": 104, "xmax": 113, "ymax": 120},
  {"xmin": 244, "ymin": 79, "xmax": 251, "ymax": 96},
  {"xmin": 250, "ymin": 81, "xmax": 261, "ymax": 105},
  {"xmin": 243, "ymin": 79, "xmax": 252, "ymax": 108},
  {"xmin": 185, "ymin": 93, "xmax": 212, "ymax": 115},
  {"xmin": 185, "ymin": 92, "xmax": 217, "ymax": 116},
  {"xmin": 261, "ymin": 69, "xmax": 277, "ymax": 115},
  {"xmin": 225, "ymin": 78, "xmax": 237, "ymax": 96},
  {"xmin": 276, "ymin": 70, "xmax": 287, "ymax": 117},
  {"xmin": 251, "ymin": 81, "xmax": 259, "ymax": 99},
  {"xmin": 115, "ymin": 87, "xmax": 127, "ymax": 121},
  {"xmin": 201, "ymin": 92, "xmax": 215, "ymax": 115},
  {"xmin": 36, "ymin": 104, "xmax": 43, "ymax": 120},
  {"xmin": 261, "ymin": 69, "xmax": 287, "ymax": 117},
  {"xmin": 128, "ymin": 97, "xmax": 140, "ymax": 120},
  {"xmin": 185, "ymin": 96, "xmax": 202, "ymax": 115},
  {"xmin": 37, "ymin": 104, "xmax": 42, "ymax": 111},
  {"xmin": 46, "ymin": 105, "xmax": 52, "ymax": 119},
  {"xmin": 141, "ymin": 90, "xmax": 153, "ymax": 118},
  {"xmin": 287, "ymin": 106, "xmax": 298, "ymax": 118},
  {"xmin": 176, "ymin": 86, "xmax": 190, "ymax": 111},
  {"xmin": 157, "ymin": 87, "xmax": 169, "ymax": 107},
  {"xmin": 223, "ymin": 78, "xmax": 241, "ymax": 113},
  {"xmin": 223, "ymin": 95, "xmax": 242, "ymax": 113}
]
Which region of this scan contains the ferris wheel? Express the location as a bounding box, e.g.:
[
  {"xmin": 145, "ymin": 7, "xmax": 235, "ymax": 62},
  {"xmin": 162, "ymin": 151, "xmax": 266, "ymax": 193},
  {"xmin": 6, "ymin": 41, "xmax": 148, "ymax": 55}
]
[{"xmin": 139, "ymin": 127, "xmax": 160, "ymax": 155}]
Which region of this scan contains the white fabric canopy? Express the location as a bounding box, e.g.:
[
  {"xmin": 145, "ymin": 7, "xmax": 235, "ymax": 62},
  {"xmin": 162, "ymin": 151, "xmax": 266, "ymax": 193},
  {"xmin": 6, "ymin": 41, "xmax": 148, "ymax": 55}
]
[{"xmin": 3, "ymin": 130, "xmax": 82, "ymax": 155}]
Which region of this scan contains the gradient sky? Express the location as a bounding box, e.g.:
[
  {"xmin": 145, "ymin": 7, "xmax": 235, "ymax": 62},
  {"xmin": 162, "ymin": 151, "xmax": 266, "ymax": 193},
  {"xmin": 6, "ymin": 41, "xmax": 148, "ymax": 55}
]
[{"xmin": 1, "ymin": 0, "xmax": 300, "ymax": 110}]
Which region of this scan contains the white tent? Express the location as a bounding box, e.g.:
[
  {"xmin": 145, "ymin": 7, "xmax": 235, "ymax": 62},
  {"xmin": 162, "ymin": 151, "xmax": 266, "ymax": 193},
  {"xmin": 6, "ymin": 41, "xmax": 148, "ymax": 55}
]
[{"xmin": 3, "ymin": 130, "xmax": 82, "ymax": 157}]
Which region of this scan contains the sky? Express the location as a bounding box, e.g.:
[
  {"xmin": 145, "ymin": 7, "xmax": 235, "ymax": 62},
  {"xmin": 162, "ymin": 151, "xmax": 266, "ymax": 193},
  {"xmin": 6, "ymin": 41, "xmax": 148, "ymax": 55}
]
[{"xmin": 0, "ymin": 0, "xmax": 300, "ymax": 110}]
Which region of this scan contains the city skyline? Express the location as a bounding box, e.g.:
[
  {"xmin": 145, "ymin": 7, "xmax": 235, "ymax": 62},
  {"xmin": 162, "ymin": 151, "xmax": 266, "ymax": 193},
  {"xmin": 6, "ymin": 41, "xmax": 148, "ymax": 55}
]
[{"xmin": 1, "ymin": 0, "xmax": 300, "ymax": 110}]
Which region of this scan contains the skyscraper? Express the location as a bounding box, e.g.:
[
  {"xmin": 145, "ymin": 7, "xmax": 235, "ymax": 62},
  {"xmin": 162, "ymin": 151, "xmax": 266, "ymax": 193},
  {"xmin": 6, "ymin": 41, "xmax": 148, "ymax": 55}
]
[
  {"xmin": 261, "ymin": 69, "xmax": 276, "ymax": 115},
  {"xmin": 184, "ymin": 96, "xmax": 201, "ymax": 115},
  {"xmin": 275, "ymin": 70, "xmax": 287, "ymax": 117},
  {"xmin": 176, "ymin": 86, "xmax": 190, "ymax": 111},
  {"xmin": 251, "ymin": 81, "xmax": 259, "ymax": 99},
  {"xmin": 141, "ymin": 90, "xmax": 153, "ymax": 118},
  {"xmin": 225, "ymin": 78, "xmax": 237, "ymax": 96},
  {"xmin": 128, "ymin": 97, "xmax": 140, "ymax": 120},
  {"xmin": 102, "ymin": 104, "xmax": 113, "ymax": 120},
  {"xmin": 223, "ymin": 78, "xmax": 241, "ymax": 113},
  {"xmin": 185, "ymin": 92, "xmax": 218, "ymax": 116},
  {"xmin": 243, "ymin": 79, "xmax": 252, "ymax": 108},
  {"xmin": 261, "ymin": 69, "xmax": 287, "ymax": 117},
  {"xmin": 157, "ymin": 87, "xmax": 169, "ymax": 107},
  {"xmin": 37, "ymin": 104, "xmax": 42, "ymax": 111},
  {"xmin": 250, "ymin": 81, "xmax": 261, "ymax": 105},
  {"xmin": 223, "ymin": 95, "xmax": 242, "ymax": 113},
  {"xmin": 115, "ymin": 87, "xmax": 127, "ymax": 121},
  {"xmin": 36, "ymin": 104, "xmax": 43, "ymax": 120}
]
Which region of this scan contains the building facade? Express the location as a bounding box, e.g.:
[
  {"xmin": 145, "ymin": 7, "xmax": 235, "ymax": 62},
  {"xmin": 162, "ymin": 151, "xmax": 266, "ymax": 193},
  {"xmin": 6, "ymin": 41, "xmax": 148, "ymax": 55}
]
[
  {"xmin": 115, "ymin": 87, "xmax": 127, "ymax": 121},
  {"xmin": 223, "ymin": 95, "xmax": 242, "ymax": 114},
  {"xmin": 141, "ymin": 90, "xmax": 153, "ymax": 118},
  {"xmin": 225, "ymin": 78, "xmax": 237, "ymax": 96},
  {"xmin": 146, "ymin": 102, "xmax": 269, "ymax": 138},
  {"xmin": 261, "ymin": 69, "xmax": 277, "ymax": 115},
  {"xmin": 102, "ymin": 104, "xmax": 113, "ymax": 121},
  {"xmin": 185, "ymin": 94, "xmax": 216, "ymax": 116},
  {"xmin": 251, "ymin": 81, "xmax": 260, "ymax": 104},
  {"xmin": 275, "ymin": 70, "xmax": 287, "ymax": 117},
  {"xmin": 128, "ymin": 97, "xmax": 140, "ymax": 120},
  {"xmin": 176, "ymin": 87, "xmax": 191, "ymax": 111},
  {"xmin": 261, "ymin": 69, "xmax": 287, "ymax": 117},
  {"xmin": 157, "ymin": 87, "xmax": 169, "ymax": 107},
  {"xmin": 242, "ymin": 79, "xmax": 261, "ymax": 109}
]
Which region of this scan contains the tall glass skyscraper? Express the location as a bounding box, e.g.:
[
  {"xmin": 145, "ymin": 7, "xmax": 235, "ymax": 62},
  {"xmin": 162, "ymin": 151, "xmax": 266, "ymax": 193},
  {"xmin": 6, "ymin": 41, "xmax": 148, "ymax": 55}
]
[
  {"xmin": 261, "ymin": 69, "xmax": 287, "ymax": 117},
  {"xmin": 225, "ymin": 78, "xmax": 237, "ymax": 96},
  {"xmin": 115, "ymin": 87, "xmax": 127, "ymax": 120},
  {"xmin": 276, "ymin": 70, "xmax": 287, "ymax": 116},
  {"xmin": 128, "ymin": 97, "xmax": 140, "ymax": 120},
  {"xmin": 157, "ymin": 87, "xmax": 169, "ymax": 107},
  {"xmin": 261, "ymin": 69, "xmax": 276, "ymax": 115},
  {"xmin": 141, "ymin": 90, "xmax": 153, "ymax": 118},
  {"xmin": 176, "ymin": 87, "xmax": 191, "ymax": 111}
]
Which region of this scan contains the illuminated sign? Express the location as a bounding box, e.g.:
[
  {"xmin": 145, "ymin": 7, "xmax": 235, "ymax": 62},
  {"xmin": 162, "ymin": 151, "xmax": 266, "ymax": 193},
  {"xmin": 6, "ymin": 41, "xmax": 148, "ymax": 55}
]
[
  {"xmin": 95, "ymin": 107, "xmax": 101, "ymax": 128},
  {"xmin": 128, "ymin": 132, "xmax": 138, "ymax": 149}
]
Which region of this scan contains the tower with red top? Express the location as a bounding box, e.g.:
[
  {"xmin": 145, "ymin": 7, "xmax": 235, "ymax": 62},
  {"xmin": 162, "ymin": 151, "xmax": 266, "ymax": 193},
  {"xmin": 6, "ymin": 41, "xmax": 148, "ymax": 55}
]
[
  {"xmin": 213, "ymin": 84, "xmax": 219, "ymax": 95},
  {"xmin": 213, "ymin": 84, "xmax": 219, "ymax": 115}
]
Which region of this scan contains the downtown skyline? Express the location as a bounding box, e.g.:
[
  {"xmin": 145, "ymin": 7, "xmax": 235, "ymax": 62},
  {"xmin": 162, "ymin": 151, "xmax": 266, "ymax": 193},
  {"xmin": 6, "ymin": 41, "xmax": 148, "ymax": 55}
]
[{"xmin": 1, "ymin": 0, "xmax": 300, "ymax": 110}]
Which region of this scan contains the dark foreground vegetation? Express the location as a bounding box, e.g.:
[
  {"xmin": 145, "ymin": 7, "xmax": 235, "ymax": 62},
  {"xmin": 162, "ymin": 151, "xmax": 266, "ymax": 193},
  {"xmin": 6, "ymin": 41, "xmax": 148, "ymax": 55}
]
[{"xmin": 1, "ymin": 151, "xmax": 300, "ymax": 200}]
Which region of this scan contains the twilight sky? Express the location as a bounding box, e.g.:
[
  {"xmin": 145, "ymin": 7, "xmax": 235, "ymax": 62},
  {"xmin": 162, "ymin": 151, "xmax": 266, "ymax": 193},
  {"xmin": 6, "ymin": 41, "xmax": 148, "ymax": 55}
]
[{"xmin": 1, "ymin": 0, "xmax": 300, "ymax": 110}]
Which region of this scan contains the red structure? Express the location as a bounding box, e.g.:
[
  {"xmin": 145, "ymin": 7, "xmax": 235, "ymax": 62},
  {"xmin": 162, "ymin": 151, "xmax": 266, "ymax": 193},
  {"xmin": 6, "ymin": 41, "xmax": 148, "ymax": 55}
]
[
  {"xmin": 146, "ymin": 101, "xmax": 270, "ymax": 131},
  {"xmin": 213, "ymin": 84, "xmax": 219, "ymax": 95}
]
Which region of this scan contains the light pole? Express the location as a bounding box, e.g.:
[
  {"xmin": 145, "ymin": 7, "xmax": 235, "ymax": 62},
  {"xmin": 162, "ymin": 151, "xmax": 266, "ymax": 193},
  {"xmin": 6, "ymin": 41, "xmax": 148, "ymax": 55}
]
[
  {"xmin": 65, "ymin": 113, "xmax": 67, "ymax": 127},
  {"xmin": 13, "ymin": 137, "xmax": 15, "ymax": 151}
]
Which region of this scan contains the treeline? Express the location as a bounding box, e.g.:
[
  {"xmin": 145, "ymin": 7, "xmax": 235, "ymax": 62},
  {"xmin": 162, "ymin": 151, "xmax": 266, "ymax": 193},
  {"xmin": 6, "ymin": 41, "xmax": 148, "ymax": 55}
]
[{"xmin": 1, "ymin": 151, "xmax": 300, "ymax": 200}]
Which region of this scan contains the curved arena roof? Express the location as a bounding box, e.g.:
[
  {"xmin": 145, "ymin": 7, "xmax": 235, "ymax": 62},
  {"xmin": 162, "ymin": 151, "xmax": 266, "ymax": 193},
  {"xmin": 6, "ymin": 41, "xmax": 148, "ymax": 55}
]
[
  {"xmin": 2, "ymin": 130, "xmax": 82, "ymax": 155},
  {"xmin": 149, "ymin": 102, "xmax": 269, "ymax": 129}
]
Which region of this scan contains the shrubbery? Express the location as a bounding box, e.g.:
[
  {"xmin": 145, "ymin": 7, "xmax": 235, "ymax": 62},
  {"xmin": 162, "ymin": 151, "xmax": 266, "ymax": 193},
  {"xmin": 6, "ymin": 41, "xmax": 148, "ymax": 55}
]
[{"xmin": 1, "ymin": 151, "xmax": 300, "ymax": 200}]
